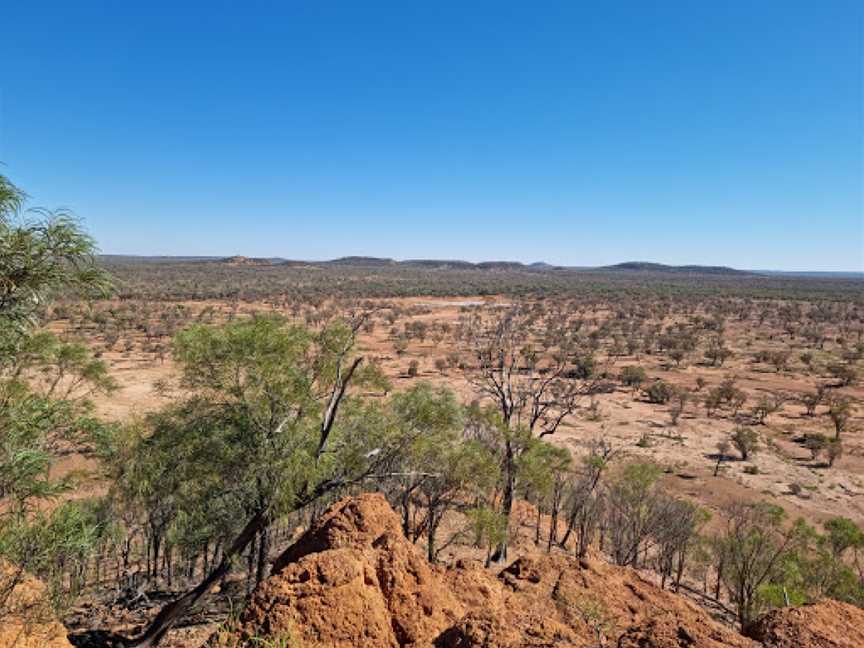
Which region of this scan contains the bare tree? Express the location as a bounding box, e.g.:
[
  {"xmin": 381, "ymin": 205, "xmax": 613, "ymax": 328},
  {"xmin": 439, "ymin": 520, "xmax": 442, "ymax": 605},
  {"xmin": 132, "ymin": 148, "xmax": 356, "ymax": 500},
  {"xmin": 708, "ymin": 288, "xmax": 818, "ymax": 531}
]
[{"xmin": 461, "ymin": 304, "xmax": 596, "ymax": 559}]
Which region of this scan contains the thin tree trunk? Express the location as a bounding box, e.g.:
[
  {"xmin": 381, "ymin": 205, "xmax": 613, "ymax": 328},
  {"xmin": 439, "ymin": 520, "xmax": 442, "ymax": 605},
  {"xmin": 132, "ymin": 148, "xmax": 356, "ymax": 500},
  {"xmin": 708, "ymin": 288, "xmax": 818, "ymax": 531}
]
[
  {"xmin": 427, "ymin": 511, "xmax": 439, "ymax": 564},
  {"xmin": 256, "ymin": 525, "xmax": 270, "ymax": 585},
  {"xmin": 245, "ymin": 531, "xmax": 258, "ymax": 596},
  {"xmin": 491, "ymin": 442, "xmax": 515, "ymax": 562},
  {"xmin": 129, "ymin": 477, "xmax": 342, "ymax": 647},
  {"xmin": 128, "ymin": 511, "xmax": 266, "ymax": 648},
  {"xmin": 534, "ymin": 506, "xmax": 542, "ymax": 545},
  {"xmin": 547, "ymin": 496, "xmax": 559, "ymax": 553}
]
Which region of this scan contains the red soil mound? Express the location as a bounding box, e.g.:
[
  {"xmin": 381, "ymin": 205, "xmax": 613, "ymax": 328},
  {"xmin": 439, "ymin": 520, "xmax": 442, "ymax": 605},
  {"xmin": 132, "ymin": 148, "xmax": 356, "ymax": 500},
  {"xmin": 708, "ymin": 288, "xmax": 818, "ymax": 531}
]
[
  {"xmin": 441, "ymin": 554, "xmax": 755, "ymax": 648},
  {"xmin": 217, "ymin": 494, "xmax": 758, "ymax": 648},
  {"xmin": 747, "ymin": 599, "xmax": 864, "ymax": 648},
  {"xmin": 220, "ymin": 493, "xmax": 464, "ymax": 647}
]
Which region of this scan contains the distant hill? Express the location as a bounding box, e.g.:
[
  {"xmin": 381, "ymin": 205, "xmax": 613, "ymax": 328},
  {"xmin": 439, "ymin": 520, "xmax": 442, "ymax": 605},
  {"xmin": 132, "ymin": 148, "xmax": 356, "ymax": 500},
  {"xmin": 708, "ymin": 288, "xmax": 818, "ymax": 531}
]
[
  {"xmin": 402, "ymin": 259, "xmax": 477, "ymax": 270},
  {"xmin": 99, "ymin": 254, "xmax": 223, "ymax": 264},
  {"xmin": 599, "ymin": 261, "xmax": 751, "ymax": 276},
  {"xmin": 220, "ymin": 255, "xmax": 282, "ymax": 266},
  {"xmin": 325, "ymin": 256, "xmax": 396, "ymax": 267},
  {"xmin": 475, "ymin": 261, "xmax": 527, "ymax": 271},
  {"xmin": 104, "ymin": 255, "xmax": 844, "ymax": 279}
]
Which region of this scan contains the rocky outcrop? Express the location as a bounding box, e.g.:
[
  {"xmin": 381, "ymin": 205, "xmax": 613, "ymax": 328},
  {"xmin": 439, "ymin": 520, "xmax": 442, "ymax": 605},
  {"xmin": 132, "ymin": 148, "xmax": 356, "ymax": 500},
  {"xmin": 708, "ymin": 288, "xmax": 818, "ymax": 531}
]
[
  {"xmin": 440, "ymin": 554, "xmax": 755, "ymax": 648},
  {"xmin": 219, "ymin": 494, "xmax": 464, "ymax": 647},
  {"xmin": 216, "ymin": 494, "xmax": 760, "ymax": 648}
]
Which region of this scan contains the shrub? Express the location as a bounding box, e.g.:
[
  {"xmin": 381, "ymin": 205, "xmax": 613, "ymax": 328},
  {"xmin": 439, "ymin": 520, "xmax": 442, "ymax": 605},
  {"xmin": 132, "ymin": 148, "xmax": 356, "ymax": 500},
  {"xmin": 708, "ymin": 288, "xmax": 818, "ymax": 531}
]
[
  {"xmin": 407, "ymin": 359, "xmax": 419, "ymax": 378},
  {"xmin": 826, "ymin": 440, "xmax": 843, "ymax": 467},
  {"xmin": 620, "ymin": 365, "xmax": 647, "ymax": 388},
  {"xmin": 644, "ymin": 380, "xmax": 674, "ymax": 404},
  {"xmin": 571, "ymin": 353, "xmax": 596, "ymax": 379},
  {"xmin": 828, "ymin": 363, "xmax": 858, "ymax": 386},
  {"xmin": 803, "ymin": 433, "xmax": 828, "ymax": 460},
  {"xmin": 730, "ymin": 426, "xmax": 760, "ymax": 460}
]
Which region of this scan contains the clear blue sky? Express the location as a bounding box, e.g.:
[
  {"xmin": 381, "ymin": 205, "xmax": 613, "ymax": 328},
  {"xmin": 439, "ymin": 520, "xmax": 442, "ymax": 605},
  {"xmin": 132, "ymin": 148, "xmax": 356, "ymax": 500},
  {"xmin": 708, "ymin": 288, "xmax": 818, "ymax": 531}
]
[{"xmin": 1, "ymin": 2, "xmax": 861, "ymax": 270}]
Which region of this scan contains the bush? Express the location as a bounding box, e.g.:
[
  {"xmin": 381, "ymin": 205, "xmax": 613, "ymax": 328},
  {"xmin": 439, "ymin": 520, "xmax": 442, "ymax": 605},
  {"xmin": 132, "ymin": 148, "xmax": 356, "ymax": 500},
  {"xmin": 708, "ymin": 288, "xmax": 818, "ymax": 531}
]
[
  {"xmin": 620, "ymin": 365, "xmax": 647, "ymax": 388},
  {"xmin": 826, "ymin": 440, "xmax": 843, "ymax": 467},
  {"xmin": 803, "ymin": 433, "xmax": 828, "ymax": 461},
  {"xmin": 644, "ymin": 379, "xmax": 674, "ymax": 404},
  {"xmin": 730, "ymin": 426, "xmax": 760, "ymax": 460},
  {"xmin": 828, "ymin": 363, "xmax": 858, "ymax": 386},
  {"xmin": 571, "ymin": 353, "xmax": 595, "ymax": 379},
  {"xmin": 407, "ymin": 359, "xmax": 419, "ymax": 378}
]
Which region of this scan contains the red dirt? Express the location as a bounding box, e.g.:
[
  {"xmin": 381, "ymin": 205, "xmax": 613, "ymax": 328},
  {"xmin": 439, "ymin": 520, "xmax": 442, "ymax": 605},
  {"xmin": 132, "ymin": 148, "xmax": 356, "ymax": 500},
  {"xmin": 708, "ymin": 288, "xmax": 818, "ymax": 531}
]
[
  {"xmin": 0, "ymin": 561, "xmax": 73, "ymax": 648},
  {"xmin": 215, "ymin": 493, "xmax": 758, "ymax": 648},
  {"xmin": 746, "ymin": 599, "xmax": 864, "ymax": 648},
  {"xmin": 217, "ymin": 493, "xmax": 464, "ymax": 647}
]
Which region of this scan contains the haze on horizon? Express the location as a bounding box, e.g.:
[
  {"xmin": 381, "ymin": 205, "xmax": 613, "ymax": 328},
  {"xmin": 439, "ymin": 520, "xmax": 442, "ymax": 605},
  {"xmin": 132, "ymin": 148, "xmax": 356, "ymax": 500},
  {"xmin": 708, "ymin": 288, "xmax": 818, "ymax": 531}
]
[{"xmin": 1, "ymin": 1, "xmax": 861, "ymax": 272}]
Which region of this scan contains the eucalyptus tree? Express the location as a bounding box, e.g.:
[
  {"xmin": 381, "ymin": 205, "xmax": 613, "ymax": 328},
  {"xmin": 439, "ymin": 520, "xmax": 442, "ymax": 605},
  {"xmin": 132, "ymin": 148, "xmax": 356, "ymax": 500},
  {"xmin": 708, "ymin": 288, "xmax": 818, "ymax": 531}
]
[
  {"xmin": 460, "ymin": 303, "xmax": 596, "ymax": 559},
  {"xmin": 517, "ymin": 439, "xmax": 572, "ymax": 550},
  {"xmin": 714, "ymin": 502, "xmax": 810, "ymax": 630},
  {"xmin": 652, "ymin": 499, "xmax": 708, "ymax": 591},
  {"xmin": 715, "ymin": 502, "xmax": 811, "ymax": 629},
  {"xmin": 604, "ymin": 462, "xmax": 666, "ymax": 568},
  {"xmin": 559, "ymin": 439, "xmax": 617, "ymax": 558},
  {"xmin": 827, "ymin": 396, "xmax": 854, "ymax": 439},
  {"xmin": 385, "ymin": 383, "xmax": 464, "ymax": 539},
  {"xmin": 126, "ymin": 314, "xmax": 411, "ymax": 647},
  {"xmin": 384, "ymin": 383, "xmax": 499, "ymax": 563},
  {"xmin": 0, "ymin": 172, "xmax": 113, "ymax": 623},
  {"xmin": 730, "ymin": 426, "xmax": 760, "ymax": 461},
  {"xmin": 416, "ymin": 435, "xmax": 499, "ymax": 563}
]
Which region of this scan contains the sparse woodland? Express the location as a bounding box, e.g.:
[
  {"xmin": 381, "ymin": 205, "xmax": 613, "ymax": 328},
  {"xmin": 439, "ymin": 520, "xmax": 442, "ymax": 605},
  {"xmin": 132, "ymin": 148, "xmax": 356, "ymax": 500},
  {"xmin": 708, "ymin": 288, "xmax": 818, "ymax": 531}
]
[{"xmin": 2, "ymin": 173, "xmax": 863, "ymax": 646}]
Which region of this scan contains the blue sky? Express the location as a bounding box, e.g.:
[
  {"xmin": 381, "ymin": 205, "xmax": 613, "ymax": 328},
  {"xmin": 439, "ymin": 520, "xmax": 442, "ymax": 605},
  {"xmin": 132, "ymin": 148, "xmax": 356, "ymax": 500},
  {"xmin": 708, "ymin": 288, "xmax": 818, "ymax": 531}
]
[{"xmin": 1, "ymin": 2, "xmax": 861, "ymax": 270}]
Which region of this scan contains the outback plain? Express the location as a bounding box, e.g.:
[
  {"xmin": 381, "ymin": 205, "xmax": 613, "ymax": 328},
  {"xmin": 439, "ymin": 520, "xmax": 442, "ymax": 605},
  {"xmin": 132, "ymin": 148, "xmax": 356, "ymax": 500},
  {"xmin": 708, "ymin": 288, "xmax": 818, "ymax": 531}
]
[{"xmin": 7, "ymin": 252, "xmax": 864, "ymax": 648}]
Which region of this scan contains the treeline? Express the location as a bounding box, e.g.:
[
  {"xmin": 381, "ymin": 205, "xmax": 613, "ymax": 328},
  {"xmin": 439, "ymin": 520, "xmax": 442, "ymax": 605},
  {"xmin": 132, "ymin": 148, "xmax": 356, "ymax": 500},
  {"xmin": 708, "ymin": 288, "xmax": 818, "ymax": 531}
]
[{"xmin": 98, "ymin": 256, "xmax": 864, "ymax": 303}]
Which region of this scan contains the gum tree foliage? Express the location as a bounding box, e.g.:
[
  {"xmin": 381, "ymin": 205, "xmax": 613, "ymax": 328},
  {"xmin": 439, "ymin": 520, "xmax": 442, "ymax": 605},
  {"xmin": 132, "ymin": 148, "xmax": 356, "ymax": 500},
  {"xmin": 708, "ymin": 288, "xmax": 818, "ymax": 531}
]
[
  {"xmin": 730, "ymin": 426, "xmax": 760, "ymax": 461},
  {"xmin": 0, "ymin": 172, "xmax": 113, "ymax": 621},
  {"xmin": 796, "ymin": 517, "xmax": 864, "ymax": 606},
  {"xmin": 517, "ymin": 438, "xmax": 572, "ymax": 550},
  {"xmin": 120, "ymin": 314, "xmax": 432, "ymax": 646},
  {"xmin": 604, "ymin": 462, "xmax": 670, "ymax": 568},
  {"xmin": 416, "ymin": 434, "xmax": 499, "ymax": 563},
  {"xmin": 385, "ymin": 383, "xmax": 465, "ymax": 540},
  {"xmin": 714, "ymin": 502, "xmax": 810, "ymax": 630},
  {"xmin": 382, "ymin": 382, "xmax": 500, "ymax": 563},
  {"xmin": 653, "ymin": 499, "xmax": 709, "ymax": 591}
]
